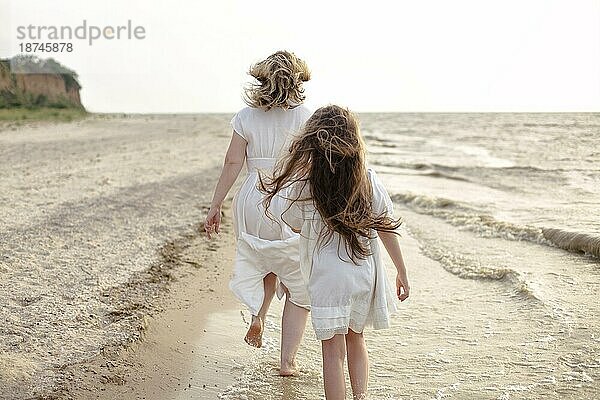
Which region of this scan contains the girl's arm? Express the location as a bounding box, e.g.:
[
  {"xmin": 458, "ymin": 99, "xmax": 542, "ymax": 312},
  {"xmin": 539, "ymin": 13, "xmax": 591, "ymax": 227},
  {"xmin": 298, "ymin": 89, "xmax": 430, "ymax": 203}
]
[
  {"xmin": 378, "ymin": 231, "xmax": 410, "ymax": 301},
  {"xmin": 204, "ymin": 132, "xmax": 246, "ymax": 238}
]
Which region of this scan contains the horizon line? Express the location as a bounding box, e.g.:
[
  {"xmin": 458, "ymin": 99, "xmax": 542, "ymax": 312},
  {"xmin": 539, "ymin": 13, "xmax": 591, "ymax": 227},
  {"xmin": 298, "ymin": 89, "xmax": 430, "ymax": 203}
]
[{"xmin": 86, "ymin": 110, "xmax": 600, "ymax": 115}]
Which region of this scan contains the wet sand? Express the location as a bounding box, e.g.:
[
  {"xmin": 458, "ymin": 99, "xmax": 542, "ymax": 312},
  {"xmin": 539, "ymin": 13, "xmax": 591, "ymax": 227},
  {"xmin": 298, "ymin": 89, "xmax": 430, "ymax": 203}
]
[{"xmin": 65, "ymin": 213, "xmax": 251, "ymax": 399}]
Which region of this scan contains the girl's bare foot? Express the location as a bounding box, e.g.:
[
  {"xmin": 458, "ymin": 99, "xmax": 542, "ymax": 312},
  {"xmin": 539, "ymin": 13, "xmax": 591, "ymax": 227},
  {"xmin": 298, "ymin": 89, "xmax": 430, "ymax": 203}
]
[
  {"xmin": 279, "ymin": 360, "xmax": 298, "ymax": 376},
  {"xmin": 244, "ymin": 316, "xmax": 263, "ymax": 348}
]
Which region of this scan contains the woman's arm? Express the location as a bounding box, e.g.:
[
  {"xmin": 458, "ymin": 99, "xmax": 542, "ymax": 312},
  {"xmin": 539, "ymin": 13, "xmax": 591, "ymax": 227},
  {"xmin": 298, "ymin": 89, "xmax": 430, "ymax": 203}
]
[
  {"xmin": 204, "ymin": 131, "xmax": 246, "ymax": 238},
  {"xmin": 378, "ymin": 231, "xmax": 410, "ymax": 301}
]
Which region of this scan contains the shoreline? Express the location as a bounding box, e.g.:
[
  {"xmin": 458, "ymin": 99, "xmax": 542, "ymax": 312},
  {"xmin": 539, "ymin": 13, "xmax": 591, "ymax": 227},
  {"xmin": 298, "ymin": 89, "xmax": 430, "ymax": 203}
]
[{"xmin": 63, "ymin": 205, "xmax": 248, "ymax": 399}]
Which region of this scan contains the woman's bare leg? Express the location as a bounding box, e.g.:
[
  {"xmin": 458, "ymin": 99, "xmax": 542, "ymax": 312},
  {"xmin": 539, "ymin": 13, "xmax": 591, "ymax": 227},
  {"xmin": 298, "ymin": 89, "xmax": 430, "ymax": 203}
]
[
  {"xmin": 245, "ymin": 273, "xmax": 276, "ymax": 348},
  {"xmin": 346, "ymin": 330, "xmax": 369, "ymax": 399},
  {"xmin": 279, "ymin": 286, "xmax": 309, "ymax": 376},
  {"xmin": 321, "ymin": 335, "xmax": 347, "ymax": 399}
]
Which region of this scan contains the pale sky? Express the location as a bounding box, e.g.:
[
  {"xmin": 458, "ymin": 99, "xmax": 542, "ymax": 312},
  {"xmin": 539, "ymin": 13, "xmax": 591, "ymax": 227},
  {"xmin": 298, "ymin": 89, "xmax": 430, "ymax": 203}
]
[{"xmin": 1, "ymin": 0, "xmax": 599, "ymax": 113}]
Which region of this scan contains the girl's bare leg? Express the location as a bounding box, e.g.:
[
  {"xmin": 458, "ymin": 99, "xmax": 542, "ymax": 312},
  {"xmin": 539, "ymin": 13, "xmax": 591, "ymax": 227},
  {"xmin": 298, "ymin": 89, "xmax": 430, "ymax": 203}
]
[
  {"xmin": 346, "ymin": 330, "xmax": 369, "ymax": 399},
  {"xmin": 279, "ymin": 286, "xmax": 309, "ymax": 376},
  {"xmin": 321, "ymin": 334, "xmax": 347, "ymax": 399},
  {"xmin": 245, "ymin": 273, "xmax": 277, "ymax": 348}
]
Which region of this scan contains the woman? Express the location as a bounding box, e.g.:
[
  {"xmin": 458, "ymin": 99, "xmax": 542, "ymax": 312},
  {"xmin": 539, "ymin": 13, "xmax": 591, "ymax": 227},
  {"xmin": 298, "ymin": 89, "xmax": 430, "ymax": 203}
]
[{"xmin": 204, "ymin": 50, "xmax": 312, "ymax": 376}]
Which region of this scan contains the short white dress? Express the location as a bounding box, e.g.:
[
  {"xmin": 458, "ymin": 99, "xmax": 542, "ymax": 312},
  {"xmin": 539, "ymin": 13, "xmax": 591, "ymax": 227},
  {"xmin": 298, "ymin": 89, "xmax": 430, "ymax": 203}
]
[
  {"xmin": 283, "ymin": 169, "xmax": 399, "ymax": 340},
  {"xmin": 229, "ymin": 105, "xmax": 313, "ymax": 316}
]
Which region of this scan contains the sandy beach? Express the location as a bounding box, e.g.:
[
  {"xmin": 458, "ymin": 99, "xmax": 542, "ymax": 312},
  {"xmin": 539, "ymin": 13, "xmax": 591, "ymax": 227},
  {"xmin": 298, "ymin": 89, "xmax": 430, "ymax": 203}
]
[
  {"xmin": 0, "ymin": 114, "xmax": 238, "ymax": 399},
  {"xmin": 1, "ymin": 113, "xmax": 598, "ymax": 400}
]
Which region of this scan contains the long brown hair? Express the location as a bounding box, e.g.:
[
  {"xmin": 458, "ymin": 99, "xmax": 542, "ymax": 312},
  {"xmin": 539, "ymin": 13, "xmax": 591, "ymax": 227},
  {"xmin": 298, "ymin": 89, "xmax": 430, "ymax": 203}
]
[
  {"xmin": 244, "ymin": 50, "xmax": 311, "ymax": 111},
  {"xmin": 260, "ymin": 105, "xmax": 401, "ymax": 263}
]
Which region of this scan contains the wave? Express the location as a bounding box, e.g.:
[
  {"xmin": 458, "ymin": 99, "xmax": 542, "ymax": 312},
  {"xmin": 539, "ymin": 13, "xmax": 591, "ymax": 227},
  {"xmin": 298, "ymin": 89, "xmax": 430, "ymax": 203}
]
[
  {"xmin": 373, "ymin": 161, "xmax": 436, "ymax": 170},
  {"xmin": 363, "ymin": 134, "xmax": 398, "ymax": 147},
  {"xmin": 522, "ymin": 122, "xmax": 600, "ymax": 129},
  {"xmin": 376, "ymin": 160, "xmax": 600, "ymax": 196},
  {"xmin": 418, "ymin": 241, "xmax": 540, "ymax": 300},
  {"xmin": 374, "ymin": 160, "xmax": 598, "ymax": 174},
  {"xmin": 392, "ymin": 192, "xmax": 600, "ymax": 259},
  {"xmin": 392, "ymin": 192, "xmax": 548, "ymax": 242},
  {"xmin": 420, "ymin": 170, "xmax": 471, "ymax": 182},
  {"xmin": 542, "ymin": 228, "xmax": 600, "ymax": 259},
  {"xmin": 523, "ymin": 123, "xmax": 568, "ymax": 128},
  {"xmin": 373, "ymin": 161, "xmax": 472, "ymax": 182}
]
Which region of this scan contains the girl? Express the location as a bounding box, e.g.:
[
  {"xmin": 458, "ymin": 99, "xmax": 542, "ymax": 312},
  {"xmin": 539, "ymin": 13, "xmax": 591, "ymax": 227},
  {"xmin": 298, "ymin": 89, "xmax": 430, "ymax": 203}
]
[
  {"xmin": 261, "ymin": 105, "xmax": 410, "ymax": 399},
  {"xmin": 204, "ymin": 51, "xmax": 312, "ymax": 376}
]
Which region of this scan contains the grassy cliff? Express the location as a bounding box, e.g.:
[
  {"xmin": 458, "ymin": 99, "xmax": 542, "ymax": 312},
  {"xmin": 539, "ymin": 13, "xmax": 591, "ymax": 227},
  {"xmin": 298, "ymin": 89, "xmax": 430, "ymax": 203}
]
[{"xmin": 0, "ymin": 56, "xmax": 86, "ymax": 121}]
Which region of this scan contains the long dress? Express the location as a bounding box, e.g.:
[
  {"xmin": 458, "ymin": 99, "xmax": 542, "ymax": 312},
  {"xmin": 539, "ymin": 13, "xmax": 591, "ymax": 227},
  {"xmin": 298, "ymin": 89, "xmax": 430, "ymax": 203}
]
[
  {"xmin": 283, "ymin": 169, "xmax": 398, "ymax": 340},
  {"xmin": 228, "ymin": 105, "xmax": 312, "ymax": 316}
]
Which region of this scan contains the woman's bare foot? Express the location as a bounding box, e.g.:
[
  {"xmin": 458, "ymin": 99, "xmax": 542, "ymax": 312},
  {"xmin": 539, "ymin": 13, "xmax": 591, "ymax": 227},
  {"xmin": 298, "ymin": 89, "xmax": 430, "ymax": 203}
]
[
  {"xmin": 279, "ymin": 360, "xmax": 298, "ymax": 376},
  {"xmin": 244, "ymin": 316, "xmax": 263, "ymax": 348}
]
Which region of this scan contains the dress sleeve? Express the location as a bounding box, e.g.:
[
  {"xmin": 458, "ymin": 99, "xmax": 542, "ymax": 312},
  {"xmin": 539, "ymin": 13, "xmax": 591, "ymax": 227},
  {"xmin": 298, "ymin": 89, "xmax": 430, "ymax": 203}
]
[
  {"xmin": 230, "ymin": 111, "xmax": 246, "ymax": 140},
  {"xmin": 369, "ymin": 169, "xmax": 394, "ymax": 217}
]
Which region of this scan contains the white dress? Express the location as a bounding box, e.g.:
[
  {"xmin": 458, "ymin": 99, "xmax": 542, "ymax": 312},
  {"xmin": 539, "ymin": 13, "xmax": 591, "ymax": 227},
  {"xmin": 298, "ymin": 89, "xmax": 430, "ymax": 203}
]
[
  {"xmin": 228, "ymin": 105, "xmax": 313, "ymax": 316},
  {"xmin": 283, "ymin": 169, "xmax": 398, "ymax": 340}
]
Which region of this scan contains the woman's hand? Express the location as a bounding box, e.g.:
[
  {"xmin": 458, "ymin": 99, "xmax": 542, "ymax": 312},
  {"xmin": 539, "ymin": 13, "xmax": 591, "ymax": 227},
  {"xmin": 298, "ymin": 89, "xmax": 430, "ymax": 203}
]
[
  {"xmin": 204, "ymin": 206, "xmax": 221, "ymax": 239},
  {"xmin": 396, "ymin": 274, "xmax": 410, "ymax": 301}
]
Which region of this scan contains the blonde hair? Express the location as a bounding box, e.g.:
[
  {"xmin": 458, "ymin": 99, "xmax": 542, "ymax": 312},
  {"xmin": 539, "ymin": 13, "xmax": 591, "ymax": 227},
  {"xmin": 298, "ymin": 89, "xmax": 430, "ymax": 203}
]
[
  {"xmin": 260, "ymin": 105, "xmax": 401, "ymax": 263},
  {"xmin": 244, "ymin": 50, "xmax": 310, "ymax": 111}
]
